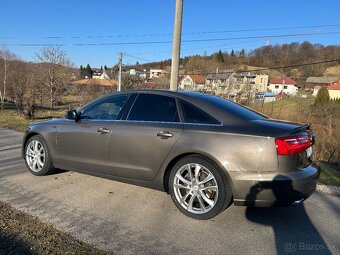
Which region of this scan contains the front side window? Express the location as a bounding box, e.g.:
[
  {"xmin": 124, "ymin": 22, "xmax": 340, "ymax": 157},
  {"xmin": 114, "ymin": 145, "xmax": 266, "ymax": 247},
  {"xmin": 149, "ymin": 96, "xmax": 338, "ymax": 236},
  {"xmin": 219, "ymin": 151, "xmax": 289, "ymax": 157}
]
[
  {"xmin": 128, "ymin": 94, "xmax": 179, "ymax": 122},
  {"xmin": 81, "ymin": 95, "xmax": 129, "ymax": 120},
  {"xmin": 180, "ymin": 100, "xmax": 220, "ymax": 125}
]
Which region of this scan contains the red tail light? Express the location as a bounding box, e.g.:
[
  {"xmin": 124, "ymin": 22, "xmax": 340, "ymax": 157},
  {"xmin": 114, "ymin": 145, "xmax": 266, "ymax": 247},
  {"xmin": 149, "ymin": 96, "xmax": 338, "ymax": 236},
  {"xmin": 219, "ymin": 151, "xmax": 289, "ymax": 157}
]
[{"xmin": 275, "ymin": 135, "xmax": 311, "ymax": 156}]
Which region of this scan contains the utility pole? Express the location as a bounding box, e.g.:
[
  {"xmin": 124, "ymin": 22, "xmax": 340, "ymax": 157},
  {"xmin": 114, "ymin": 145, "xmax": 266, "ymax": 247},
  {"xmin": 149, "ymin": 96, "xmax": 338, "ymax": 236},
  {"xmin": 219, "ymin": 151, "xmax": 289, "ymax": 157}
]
[
  {"xmin": 118, "ymin": 52, "xmax": 122, "ymax": 92},
  {"xmin": 170, "ymin": 0, "xmax": 183, "ymax": 91}
]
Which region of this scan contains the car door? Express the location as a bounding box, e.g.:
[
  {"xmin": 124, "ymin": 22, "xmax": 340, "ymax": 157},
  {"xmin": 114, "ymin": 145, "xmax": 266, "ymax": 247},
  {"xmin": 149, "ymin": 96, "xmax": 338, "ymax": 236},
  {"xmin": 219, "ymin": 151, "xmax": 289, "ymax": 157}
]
[
  {"xmin": 107, "ymin": 93, "xmax": 183, "ymax": 181},
  {"xmin": 55, "ymin": 94, "xmax": 130, "ymax": 173}
]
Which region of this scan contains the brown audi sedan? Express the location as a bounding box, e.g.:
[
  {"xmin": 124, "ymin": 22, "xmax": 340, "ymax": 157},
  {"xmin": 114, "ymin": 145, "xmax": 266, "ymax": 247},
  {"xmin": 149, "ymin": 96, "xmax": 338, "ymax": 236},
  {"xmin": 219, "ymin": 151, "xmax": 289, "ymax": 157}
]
[{"xmin": 22, "ymin": 90, "xmax": 319, "ymax": 219}]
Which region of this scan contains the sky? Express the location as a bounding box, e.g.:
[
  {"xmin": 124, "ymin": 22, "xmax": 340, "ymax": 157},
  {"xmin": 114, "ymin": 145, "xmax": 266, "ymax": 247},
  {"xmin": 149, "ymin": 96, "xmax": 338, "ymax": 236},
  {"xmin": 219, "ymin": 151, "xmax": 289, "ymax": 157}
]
[{"xmin": 1, "ymin": 0, "xmax": 340, "ymax": 68}]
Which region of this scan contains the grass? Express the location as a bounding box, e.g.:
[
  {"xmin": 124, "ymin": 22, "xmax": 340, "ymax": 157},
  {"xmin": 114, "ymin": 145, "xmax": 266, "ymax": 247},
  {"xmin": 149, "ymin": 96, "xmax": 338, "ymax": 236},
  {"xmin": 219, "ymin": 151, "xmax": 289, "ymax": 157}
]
[
  {"xmin": 0, "ymin": 107, "xmax": 65, "ymax": 132},
  {"xmin": 317, "ymin": 161, "xmax": 340, "ymax": 186},
  {"xmin": 0, "ymin": 201, "xmax": 110, "ymax": 255}
]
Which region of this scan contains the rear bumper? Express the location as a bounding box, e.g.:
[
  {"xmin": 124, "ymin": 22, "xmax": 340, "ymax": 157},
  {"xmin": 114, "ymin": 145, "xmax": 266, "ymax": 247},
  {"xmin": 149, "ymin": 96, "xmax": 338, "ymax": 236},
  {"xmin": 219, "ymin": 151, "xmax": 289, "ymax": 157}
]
[{"xmin": 231, "ymin": 163, "xmax": 320, "ymax": 207}]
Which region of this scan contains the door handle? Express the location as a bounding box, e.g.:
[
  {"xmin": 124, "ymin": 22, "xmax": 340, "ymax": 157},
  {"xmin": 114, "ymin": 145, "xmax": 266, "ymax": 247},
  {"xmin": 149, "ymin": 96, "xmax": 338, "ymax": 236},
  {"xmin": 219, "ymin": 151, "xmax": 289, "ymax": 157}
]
[
  {"xmin": 97, "ymin": 127, "xmax": 110, "ymax": 134},
  {"xmin": 157, "ymin": 131, "xmax": 173, "ymax": 139}
]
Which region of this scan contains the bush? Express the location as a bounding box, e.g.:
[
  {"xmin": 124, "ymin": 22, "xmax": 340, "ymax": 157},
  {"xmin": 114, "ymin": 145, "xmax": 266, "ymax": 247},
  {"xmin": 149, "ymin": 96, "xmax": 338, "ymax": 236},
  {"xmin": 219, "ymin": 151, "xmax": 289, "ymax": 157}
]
[{"xmin": 314, "ymin": 87, "xmax": 330, "ymax": 105}]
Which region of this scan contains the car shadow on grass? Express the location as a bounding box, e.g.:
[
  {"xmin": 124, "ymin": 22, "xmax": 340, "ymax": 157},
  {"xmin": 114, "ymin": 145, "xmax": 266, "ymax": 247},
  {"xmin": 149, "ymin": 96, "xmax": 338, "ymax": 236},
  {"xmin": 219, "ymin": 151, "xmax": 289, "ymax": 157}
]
[{"xmin": 245, "ymin": 175, "xmax": 332, "ymax": 255}]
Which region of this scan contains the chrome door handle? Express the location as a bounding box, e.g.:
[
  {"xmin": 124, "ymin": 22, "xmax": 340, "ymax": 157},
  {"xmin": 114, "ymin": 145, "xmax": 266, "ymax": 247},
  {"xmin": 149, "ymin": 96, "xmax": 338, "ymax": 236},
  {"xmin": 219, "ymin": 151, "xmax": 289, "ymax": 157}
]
[
  {"xmin": 157, "ymin": 131, "xmax": 173, "ymax": 139},
  {"xmin": 97, "ymin": 128, "xmax": 110, "ymax": 134}
]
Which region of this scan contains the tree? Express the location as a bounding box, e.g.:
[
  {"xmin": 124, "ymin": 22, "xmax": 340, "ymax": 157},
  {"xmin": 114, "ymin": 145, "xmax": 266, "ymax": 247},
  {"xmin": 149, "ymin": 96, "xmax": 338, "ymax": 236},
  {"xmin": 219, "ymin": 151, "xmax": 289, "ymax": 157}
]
[
  {"xmin": 35, "ymin": 46, "xmax": 73, "ymax": 108},
  {"xmin": 315, "ymin": 87, "xmax": 330, "ymax": 105},
  {"xmin": 85, "ymin": 64, "xmax": 92, "ymax": 78},
  {"xmin": 230, "ymin": 50, "xmax": 235, "ymax": 57},
  {"xmin": 216, "ymin": 50, "xmax": 224, "ymax": 63},
  {"xmin": 100, "ymin": 65, "xmax": 103, "ymax": 71},
  {"xmin": 0, "ymin": 48, "xmax": 17, "ymax": 110},
  {"xmin": 104, "ymin": 65, "xmax": 108, "ymax": 71}
]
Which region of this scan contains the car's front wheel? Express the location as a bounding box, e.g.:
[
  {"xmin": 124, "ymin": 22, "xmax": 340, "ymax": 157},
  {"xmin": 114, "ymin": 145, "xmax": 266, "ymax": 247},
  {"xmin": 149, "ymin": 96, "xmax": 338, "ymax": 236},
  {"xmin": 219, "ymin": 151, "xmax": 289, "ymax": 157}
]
[
  {"xmin": 25, "ymin": 135, "xmax": 55, "ymax": 176},
  {"xmin": 169, "ymin": 155, "xmax": 233, "ymax": 220}
]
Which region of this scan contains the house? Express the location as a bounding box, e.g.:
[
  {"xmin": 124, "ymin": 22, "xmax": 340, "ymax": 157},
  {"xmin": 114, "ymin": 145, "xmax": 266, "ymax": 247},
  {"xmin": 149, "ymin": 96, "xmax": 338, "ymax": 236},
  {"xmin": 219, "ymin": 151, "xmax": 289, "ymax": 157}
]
[
  {"xmin": 149, "ymin": 69, "xmax": 169, "ymax": 79},
  {"xmin": 328, "ymin": 82, "xmax": 340, "ymax": 99},
  {"xmin": 178, "ymin": 75, "xmax": 206, "ymax": 91},
  {"xmin": 306, "ymin": 77, "xmax": 339, "ymax": 89},
  {"xmin": 255, "ymin": 91, "xmax": 276, "ymax": 103},
  {"xmin": 205, "ymin": 71, "xmax": 234, "ymax": 93},
  {"xmin": 129, "ymin": 68, "xmax": 147, "ymax": 79},
  {"xmin": 268, "ymin": 77, "xmax": 298, "ymax": 96}
]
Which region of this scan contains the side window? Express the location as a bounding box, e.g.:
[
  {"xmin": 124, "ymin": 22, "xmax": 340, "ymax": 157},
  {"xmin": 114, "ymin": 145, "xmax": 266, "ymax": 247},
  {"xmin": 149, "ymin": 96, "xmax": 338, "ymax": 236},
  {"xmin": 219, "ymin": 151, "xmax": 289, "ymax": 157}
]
[
  {"xmin": 180, "ymin": 100, "xmax": 220, "ymax": 125},
  {"xmin": 81, "ymin": 95, "xmax": 129, "ymax": 120},
  {"xmin": 128, "ymin": 94, "xmax": 179, "ymax": 122}
]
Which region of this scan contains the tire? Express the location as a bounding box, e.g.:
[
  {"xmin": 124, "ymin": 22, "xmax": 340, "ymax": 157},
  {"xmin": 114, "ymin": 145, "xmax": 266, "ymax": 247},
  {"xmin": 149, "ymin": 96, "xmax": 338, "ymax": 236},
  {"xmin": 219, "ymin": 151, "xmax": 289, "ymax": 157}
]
[
  {"xmin": 169, "ymin": 154, "xmax": 233, "ymax": 220},
  {"xmin": 24, "ymin": 135, "xmax": 55, "ymax": 176}
]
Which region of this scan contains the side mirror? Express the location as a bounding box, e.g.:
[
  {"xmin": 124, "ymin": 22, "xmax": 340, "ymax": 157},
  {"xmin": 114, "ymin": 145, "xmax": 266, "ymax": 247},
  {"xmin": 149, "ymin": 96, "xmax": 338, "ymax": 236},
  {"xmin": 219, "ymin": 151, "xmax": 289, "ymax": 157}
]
[{"xmin": 65, "ymin": 110, "xmax": 79, "ymax": 121}]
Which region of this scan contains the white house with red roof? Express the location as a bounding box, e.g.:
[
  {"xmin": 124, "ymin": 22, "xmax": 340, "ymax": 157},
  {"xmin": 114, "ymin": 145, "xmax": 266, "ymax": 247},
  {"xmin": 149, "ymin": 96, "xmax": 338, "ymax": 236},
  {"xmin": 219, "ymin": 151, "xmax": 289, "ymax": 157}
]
[
  {"xmin": 328, "ymin": 82, "xmax": 340, "ymax": 99},
  {"xmin": 179, "ymin": 74, "xmax": 206, "ymax": 91},
  {"xmin": 268, "ymin": 77, "xmax": 299, "ymax": 96}
]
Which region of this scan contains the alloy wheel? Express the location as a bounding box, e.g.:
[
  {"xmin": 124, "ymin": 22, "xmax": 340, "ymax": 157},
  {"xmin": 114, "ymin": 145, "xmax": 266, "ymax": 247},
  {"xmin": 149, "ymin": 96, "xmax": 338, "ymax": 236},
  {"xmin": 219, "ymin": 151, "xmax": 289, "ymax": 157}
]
[
  {"xmin": 26, "ymin": 140, "xmax": 45, "ymax": 172},
  {"xmin": 173, "ymin": 163, "xmax": 219, "ymax": 214}
]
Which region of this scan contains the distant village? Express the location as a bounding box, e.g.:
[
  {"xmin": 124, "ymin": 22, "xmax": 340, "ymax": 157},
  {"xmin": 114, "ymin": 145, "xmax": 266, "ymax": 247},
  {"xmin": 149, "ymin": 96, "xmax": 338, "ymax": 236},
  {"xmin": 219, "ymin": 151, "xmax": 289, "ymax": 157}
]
[{"xmin": 71, "ymin": 66, "xmax": 340, "ymax": 104}]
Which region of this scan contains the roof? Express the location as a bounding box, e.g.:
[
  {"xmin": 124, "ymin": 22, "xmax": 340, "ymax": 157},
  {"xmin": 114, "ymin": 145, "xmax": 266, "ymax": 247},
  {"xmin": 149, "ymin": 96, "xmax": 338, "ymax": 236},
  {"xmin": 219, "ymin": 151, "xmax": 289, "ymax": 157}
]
[
  {"xmin": 328, "ymin": 82, "xmax": 340, "ymax": 90},
  {"xmin": 264, "ymin": 92, "xmax": 276, "ymax": 97},
  {"xmin": 270, "ymin": 77, "xmax": 296, "ymax": 85},
  {"xmin": 206, "ymin": 72, "xmax": 233, "ymax": 80},
  {"xmin": 306, "ymin": 77, "xmax": 339, "ymax": 84},
  {"xmin": 180, "ymin": 74, "xmax": 206, "ymax": 84},
  {"xmin": 72, "ymin": 79, "xmax": 117, "ymax": 87}
]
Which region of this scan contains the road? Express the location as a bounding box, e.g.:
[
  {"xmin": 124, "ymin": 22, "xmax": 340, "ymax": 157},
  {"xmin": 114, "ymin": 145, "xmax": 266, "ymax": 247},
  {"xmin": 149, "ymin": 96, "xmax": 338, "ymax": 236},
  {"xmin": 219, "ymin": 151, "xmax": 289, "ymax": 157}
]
[{"xmin": 0, "ymin": 127, "xmax": 339, "ymax": 255}]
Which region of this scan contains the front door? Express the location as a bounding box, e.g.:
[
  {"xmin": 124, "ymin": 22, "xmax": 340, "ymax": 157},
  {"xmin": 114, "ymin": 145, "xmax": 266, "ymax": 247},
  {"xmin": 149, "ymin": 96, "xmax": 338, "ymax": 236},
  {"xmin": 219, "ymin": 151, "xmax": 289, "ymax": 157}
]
[{"xmin": 55, "ymin": 94, "xmax": 130, "ymax": 173}]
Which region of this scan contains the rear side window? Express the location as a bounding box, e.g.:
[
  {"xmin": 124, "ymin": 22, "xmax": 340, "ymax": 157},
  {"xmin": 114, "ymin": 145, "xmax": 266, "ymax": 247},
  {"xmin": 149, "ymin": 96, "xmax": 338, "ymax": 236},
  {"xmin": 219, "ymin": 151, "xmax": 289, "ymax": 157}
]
[
  {"xmin": 180, "ymin": 100, "xmax": 220, "ymax": 125},
  {"xmin": 128, "ymin": 94, "xmax": 179, "ymax": 122}
]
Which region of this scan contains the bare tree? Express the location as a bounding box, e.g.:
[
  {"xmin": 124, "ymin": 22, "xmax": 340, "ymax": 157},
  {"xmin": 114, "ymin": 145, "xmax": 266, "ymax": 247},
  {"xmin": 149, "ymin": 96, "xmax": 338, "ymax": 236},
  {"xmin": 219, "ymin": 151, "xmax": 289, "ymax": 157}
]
[
  {"xmin": 0, "ymin": 48, "xmax": 17, "ymax": 110},
  {"xmin": 35, "ymin": 46, "xmax": 72, "ymax": 108}
]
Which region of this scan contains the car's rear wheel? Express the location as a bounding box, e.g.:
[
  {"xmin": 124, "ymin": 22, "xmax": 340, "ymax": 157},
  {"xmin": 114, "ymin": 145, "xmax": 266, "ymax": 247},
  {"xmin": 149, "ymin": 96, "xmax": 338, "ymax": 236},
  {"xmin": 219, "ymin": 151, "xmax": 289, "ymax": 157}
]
[
  {"xmin": 25, "ymin": 135, "xmax": 55, "ymax": 176},
  {"xmin": 169, "ymin": 155, "xmax": 232, "ymax": 220}
]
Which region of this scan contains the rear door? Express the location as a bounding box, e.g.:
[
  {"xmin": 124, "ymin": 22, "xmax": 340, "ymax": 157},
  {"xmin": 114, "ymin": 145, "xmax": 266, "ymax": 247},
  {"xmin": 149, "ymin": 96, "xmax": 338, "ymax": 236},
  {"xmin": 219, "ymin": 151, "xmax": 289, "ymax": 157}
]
[
  {"xmin": 107, "ymin": 93, "xmax": 183, "ymax": 181},
  {"xmin": 55, "ymin": 94, "xmax": 130, "ymax": 173}
]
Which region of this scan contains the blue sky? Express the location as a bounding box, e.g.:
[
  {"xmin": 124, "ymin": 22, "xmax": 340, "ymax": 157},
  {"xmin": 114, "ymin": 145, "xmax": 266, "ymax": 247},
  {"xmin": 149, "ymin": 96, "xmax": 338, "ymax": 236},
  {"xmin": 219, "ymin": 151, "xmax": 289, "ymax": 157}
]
[{"xmin": 1, "ymin": 0, "xmax": 340, "ymax": 68}]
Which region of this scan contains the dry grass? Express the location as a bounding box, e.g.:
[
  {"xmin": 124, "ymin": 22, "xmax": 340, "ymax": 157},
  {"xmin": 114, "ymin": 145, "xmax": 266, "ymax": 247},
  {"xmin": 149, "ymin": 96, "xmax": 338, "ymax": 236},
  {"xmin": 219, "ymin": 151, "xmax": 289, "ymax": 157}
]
[
  {"xmin": 0, "ymin": 108, "xmax": 65, "ymax": 132},
  {"xmin": 0, "ymin": 201, "xmax": 110, "ymax": 255},
  {"xmin": 324, "ymin": 65, "xmax": 340, "ymax": 77}
]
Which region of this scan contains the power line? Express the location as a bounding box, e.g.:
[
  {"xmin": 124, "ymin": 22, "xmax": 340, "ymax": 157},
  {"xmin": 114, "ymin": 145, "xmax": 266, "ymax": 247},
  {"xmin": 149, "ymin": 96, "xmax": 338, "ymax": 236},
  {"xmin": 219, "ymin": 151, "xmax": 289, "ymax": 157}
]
[
  {"xmin": 1, "ymin": 24, "xmax": 339, "ymax": 40},
  {"xmin": 182, "ymin": 59, "xmax": 340, "ymax": 76},
  {"xmin": 2, "ymin": 31, "xmax": 340, "ymax": 47}
]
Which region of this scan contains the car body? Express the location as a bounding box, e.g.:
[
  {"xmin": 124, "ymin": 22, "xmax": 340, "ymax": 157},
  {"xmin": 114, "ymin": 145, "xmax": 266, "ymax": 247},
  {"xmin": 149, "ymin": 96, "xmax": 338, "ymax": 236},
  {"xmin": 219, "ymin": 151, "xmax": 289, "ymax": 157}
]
[{"xmin": 22, "ymin": 90, "xmax": 319, "ymax": 219}]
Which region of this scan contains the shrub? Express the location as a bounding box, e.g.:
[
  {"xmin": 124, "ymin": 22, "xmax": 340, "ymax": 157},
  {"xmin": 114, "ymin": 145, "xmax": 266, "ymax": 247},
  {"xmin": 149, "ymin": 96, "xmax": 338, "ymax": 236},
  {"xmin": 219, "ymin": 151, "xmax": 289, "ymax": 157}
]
[{"xmin": 314, "ymin": 87, "xmax": 330, "ymax": 105}]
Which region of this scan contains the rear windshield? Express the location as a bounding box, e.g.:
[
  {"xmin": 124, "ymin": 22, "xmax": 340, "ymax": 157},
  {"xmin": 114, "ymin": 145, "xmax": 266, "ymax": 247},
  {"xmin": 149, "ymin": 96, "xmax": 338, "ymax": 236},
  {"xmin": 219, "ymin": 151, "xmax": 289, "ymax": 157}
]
[{"xmin": 197, "ymin": 94, "xmax": 267, "ymax": 121}]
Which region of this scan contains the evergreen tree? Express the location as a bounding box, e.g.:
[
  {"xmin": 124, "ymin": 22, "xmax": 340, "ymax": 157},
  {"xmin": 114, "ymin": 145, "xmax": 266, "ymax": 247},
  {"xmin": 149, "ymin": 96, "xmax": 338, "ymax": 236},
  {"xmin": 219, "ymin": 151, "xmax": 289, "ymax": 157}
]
[
  {"xmin": 85, "ymin": 64, "xmax": 92, "ymax": 78},
  {"xmin": 100, "ymin": 65, "xmax": 103, "ymax": 71},
  {"xmin": 216, "ymin": 50, "xmax": 224, "ymax": 63},
  {"xmin": 79, "ymin": 65, "xmax": 84, "ymax": 79},
  {"xmin": 240, "ymin": 49, "xmax": 246, "ymax": 57},
  {"xmin": 136, "ymin": 61, "xmax": 140, "ymax": 66},
  {"xmin": 104, "ymin": 65, "xmax": 108, "ymax": 71},
  {"xmin": 230, "ymin": 50, "xmax": 235, "ymax": 57},
  {"xmin": 315, "ymin": 87, "xmax": 330, "ymax": 105}
]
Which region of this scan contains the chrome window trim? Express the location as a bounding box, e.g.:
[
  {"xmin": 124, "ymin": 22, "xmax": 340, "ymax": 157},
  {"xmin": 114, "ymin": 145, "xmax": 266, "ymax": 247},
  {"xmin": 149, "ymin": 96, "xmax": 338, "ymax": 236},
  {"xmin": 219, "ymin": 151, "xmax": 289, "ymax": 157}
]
[{"xmin": 73, "ymin": 118, "xmax": 223, "ymax": 126}]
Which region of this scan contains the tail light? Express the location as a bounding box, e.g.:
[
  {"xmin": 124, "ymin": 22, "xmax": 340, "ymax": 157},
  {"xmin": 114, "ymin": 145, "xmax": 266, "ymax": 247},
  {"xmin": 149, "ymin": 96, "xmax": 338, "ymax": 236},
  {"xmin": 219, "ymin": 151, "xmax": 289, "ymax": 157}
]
[{"xmin": 275, "ymin": 135, "xmax": 311, "ymax": 156}]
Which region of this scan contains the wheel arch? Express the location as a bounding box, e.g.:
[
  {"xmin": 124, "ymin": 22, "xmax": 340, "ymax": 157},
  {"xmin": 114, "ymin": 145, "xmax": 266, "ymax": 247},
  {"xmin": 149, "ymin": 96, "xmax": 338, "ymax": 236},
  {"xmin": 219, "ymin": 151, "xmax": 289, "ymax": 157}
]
[{"xmin": 162, "ymin": 151, "xmax": 235, "ymax": 195}]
